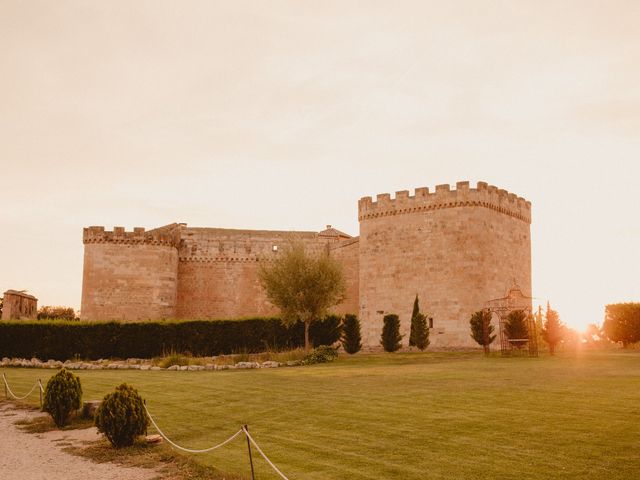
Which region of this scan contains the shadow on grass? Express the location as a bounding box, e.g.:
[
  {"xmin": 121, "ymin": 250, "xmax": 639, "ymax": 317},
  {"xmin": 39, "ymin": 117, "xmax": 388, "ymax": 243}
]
[{"xmin": 66, "ymin": 438, "xmax": 244, "ymax": 480}]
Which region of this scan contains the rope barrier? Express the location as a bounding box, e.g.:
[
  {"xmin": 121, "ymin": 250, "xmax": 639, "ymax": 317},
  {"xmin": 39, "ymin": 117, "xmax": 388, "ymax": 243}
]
[
  {"xmin": 143, "ymin": 404, "xmax": 292, "ymax": 478},
  {"xmin": 143, "ymin": 403, "xmax": 244, "ymax": 454},
  {"xmin": 242, "ymin": 426, "xmax": 291, "ymax": 480},
  {"xmin": 2, "ymin": 373, "xmax": 41, "ymax": 401},
  {"xmin": 3, "ymin": 375, "xmax": 291, "ymax": 478}
]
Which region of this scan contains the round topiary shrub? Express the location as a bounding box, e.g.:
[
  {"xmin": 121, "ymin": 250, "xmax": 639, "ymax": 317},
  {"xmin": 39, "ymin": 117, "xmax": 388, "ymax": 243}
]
[
  {"xmin": 95, "ymin": 383, "xmax": 149, "ymax": 448},
  {"xmin": 43, "ymin": 368, "xmax": 82, "ymax": 427}
]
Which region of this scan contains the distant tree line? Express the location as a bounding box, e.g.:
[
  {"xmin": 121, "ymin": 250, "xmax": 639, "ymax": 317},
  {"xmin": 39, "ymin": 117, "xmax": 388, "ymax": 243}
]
[
  {"xmin": 37, "ymin": 306, "xmax": 79, "ymax": 321},
  {"xmin": 603, "ymin": 303, "xmax": 640, "ymax": 347}
]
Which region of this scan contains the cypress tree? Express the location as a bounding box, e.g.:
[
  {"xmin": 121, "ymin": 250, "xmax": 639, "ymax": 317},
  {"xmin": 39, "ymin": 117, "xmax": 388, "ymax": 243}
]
[
  {"xmin": 412, "ymin": 313, "xmax": 430, "ymax": 351},
  {"xmin": 469, "ymin": 309, "xmax": 496, "ymax": 354},
  {"xmin": 409, "ymin": 295, "xmax": 420, "ymax": 347},
  {"xmin": 381, "ymin": 314, "xmax": 403, "ymax": 352},
  {"xmin": 505, "ymin": 310, "xmax": 529, "ymax": 349},
  {"xmin": 341, "ymin": 314, "xmax": 362, "ymax": 354},
  {"xmin": 542, "ymin": 302, "xmax": 564, "ymax": 355}
]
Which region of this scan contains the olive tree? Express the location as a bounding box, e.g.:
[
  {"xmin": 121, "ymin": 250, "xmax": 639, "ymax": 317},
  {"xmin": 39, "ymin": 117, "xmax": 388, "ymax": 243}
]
[{"xmin": 258, "ymin": 242, "xmax": 346, "ymax": 352}]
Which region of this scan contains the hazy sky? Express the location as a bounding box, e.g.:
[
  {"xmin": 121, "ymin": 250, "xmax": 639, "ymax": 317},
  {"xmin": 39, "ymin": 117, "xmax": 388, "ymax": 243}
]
[{"xmin": 1, "ymin": 1, "xmax": 639, "ymax": 329}]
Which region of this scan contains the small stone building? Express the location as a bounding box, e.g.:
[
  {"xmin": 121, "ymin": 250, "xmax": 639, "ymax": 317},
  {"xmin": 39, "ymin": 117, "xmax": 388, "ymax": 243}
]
[{"xmin": 1, "ymin": 290, "xmax": 38, "ymax": 320}]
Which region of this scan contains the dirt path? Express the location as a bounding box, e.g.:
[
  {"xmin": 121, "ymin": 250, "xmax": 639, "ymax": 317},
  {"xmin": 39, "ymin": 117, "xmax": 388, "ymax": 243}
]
[{"xmin": 0, "ymin": 403, "xmax": 160, "ymax": 480}]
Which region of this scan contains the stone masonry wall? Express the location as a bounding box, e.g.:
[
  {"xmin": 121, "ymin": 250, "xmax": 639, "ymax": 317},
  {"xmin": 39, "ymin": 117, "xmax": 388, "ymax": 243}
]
[
  {"xmin": 81, "ymin": 226, "xmax": 180, "ymax": 320},
  {"xmin": 176, "ymin": 227, "xmax": 359, "ymax": 319},
  {"xmin": 328, "ymin": 238, "xmax": 360, "ymax": 316},
  {"xmin": 1, "ymin": 290, "xmax": 38, "ymax": 320},
  {"xmin": 358, "ymin": 181, "xmax": 531, "ymax": 348},
  {"xmin": 80, "ymin": 180, "xmax": 531, "ymax": 350}
]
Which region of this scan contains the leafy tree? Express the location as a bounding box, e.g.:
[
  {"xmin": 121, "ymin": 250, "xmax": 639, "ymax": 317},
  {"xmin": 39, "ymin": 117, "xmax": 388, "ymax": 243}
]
[
  {"xmin": 504, "ymin": 310, "xmax": 529, "ymax": 349},
  {"xmin": 542, "ymin": 302, "xmax": 565, "ymax": 355},
  {"xmin": 583, "ymin": 323, "xmax": 603, "ymax": 345},
  {"xmin": 341, "ymin": 314, "xmax": 362, "ymax": 354},
  {"xmin": 43, "ymin": 369, "xmax": 82, "ymax": 427},
  {"xmin": 603, "ymin": 303, "xmax": 640, "ymax": 347},
  {"xmin": 37, "ymin": 306, "xmax": 78, "ymax": 321},
  {"xmin": 469, "ymin": 309, "xmax": 496, "ymax": 354},
  {"xmin": 258, "ymin": 242, "xmax": 346, "ymax": 352},
  {"xmin": 381, "ymin": 314, "xmax": 403, "ymax": 352}
]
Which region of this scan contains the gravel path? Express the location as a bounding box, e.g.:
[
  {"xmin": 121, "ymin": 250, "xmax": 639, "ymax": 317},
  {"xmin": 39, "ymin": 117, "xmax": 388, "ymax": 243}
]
[{"xmin": 0, "ymin": 403, "xmax": 159, "ymax": 480}]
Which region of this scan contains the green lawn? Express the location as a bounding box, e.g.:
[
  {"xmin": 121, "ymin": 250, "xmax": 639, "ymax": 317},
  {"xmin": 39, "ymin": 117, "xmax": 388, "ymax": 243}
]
[{"xmin": 3, "ymin": 350, "xmax": 640, "ymax": 480}]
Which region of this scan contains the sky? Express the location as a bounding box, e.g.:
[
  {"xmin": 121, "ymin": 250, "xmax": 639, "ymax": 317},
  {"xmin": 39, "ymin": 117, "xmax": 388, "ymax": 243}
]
[{"xmin": 1, "ymin": 1, "xmax": 639, "ymax": 330}]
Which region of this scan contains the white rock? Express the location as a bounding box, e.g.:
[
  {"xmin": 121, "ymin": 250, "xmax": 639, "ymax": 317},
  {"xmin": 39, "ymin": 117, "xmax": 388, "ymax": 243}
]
[
  {"xmin": 235, "ymin": 362, "xmax": 259, "ymax": 369},
  {"xmin": 261, "ymin": 361, "xmax": 281, "ymax": 368}
]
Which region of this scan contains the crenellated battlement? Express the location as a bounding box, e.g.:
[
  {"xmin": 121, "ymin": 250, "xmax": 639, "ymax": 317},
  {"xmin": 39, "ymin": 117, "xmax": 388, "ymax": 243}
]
[
  {"xmin": 358, "ymin": 181, "xmax": 531, "ymax": 223},
  {"xmin": 83, "ymin": 223, "xmax": 182, "ymax": 247}
]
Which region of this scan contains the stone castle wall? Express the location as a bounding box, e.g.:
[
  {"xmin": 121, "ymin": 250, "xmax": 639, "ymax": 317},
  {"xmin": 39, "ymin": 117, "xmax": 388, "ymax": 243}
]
[
  {"xmin": 328, "ymin": 238, "xmax": 359, "ymax": 316},
  {"xmin": 81, "ymin": 225, "xmax": 180, "ymax": 320},
  {"xmin": 80, "ymin": 180, "xmax": 532, "ymax": 349},
  {"xmin": 358, "ymin": 181, "xmax": 531, "ymax": 348},
  {"xmin": 176, "ymin": 228, "xmax": 333, "ymax": 319},
  {"xmin": 81, "ymin": 224, "xmax": 357, "ymax": 321}
]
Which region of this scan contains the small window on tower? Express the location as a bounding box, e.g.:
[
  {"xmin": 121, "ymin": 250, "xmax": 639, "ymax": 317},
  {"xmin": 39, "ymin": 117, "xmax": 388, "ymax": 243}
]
[
  {"xmin": 429, "ymin": 317, "xmax": 434, "ymax": 329},
  {"xmin": 272, "ymin": 245, "xmax": 278, "ymax": 252}
]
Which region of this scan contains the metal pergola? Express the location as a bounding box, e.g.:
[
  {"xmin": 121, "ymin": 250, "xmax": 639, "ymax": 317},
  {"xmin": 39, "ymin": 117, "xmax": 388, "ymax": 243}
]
[{"xmin": 486, "ymin": 284, "xmax": 538, "ymax": 357}]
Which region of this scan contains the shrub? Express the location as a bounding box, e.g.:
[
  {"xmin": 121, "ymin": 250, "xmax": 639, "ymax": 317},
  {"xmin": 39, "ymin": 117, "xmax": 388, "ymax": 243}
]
[
  {"xmin": 156, "ymin": 349, "xmax": 193, "ymax": 368},
  {"xmin": 412, "ymin": 313, "xmax": 430, "ymax": 351},
  {"xmin": 341, "ymin": 314, "xmax": 362, "ymax": 354},
  {"xmin": 95, "ymin": 383, "xmax": 149, "ymax": 448},
  {"xmin": 0, "ymin": 316, "xmax": 343, "ymax": 361},
  {"xmin": 469, "ymin": 309, "xmax": 496, "ymax": 354},
  {"xmin": 381, "ymin": 314, "xmax": 402, "ymax": 352},
  {"xmin": 542, "ymin": 303, "xmax": 565, "ymax": 355},
  {"xmin": 303, "ymin": 345, "xmax": 339, "ymax": 364},
  {"xmin": 310, "ymin": 314, "xmax": 343, "ymax": 348},
  {"xmin": 42, "ymin": 368, "xmax": 82, "ymax": 427},
  {"xmin": 505, "ymin": 310, "xmax": 529, "ymax": 349},
  {"xmin": 409, "ymin": 296, "xmax": 430, "ymax": 351}
]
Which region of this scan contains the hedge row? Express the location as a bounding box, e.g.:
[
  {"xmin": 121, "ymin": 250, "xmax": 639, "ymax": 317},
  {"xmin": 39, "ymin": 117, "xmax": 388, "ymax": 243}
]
[{"xmin": 0, "ymin": 316, "xmax": 342, "ymax": 361}]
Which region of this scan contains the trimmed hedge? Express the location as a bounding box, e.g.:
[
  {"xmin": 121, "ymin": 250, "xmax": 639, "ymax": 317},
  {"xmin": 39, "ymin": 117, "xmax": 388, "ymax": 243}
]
[{"xmin": 0, "ymin": 315, "xmax": 342, "ymax": 361}]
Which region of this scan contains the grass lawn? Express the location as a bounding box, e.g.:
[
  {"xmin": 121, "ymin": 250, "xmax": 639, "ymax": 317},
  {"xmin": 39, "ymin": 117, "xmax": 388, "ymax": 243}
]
[{"xmin": 3, "ymin": 350, "xmax": 640, "ymax": 480}]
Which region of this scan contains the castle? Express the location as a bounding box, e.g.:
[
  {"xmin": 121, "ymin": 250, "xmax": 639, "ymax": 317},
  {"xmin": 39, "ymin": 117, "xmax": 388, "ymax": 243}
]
[{"xmin": 81, "ymin": 181, "xmax": 531, "ymax": 348}]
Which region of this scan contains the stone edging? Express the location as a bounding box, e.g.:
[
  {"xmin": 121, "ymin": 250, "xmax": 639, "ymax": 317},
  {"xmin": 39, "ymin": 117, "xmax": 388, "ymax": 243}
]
[{"xmin": 0, "ymin": 357, "xmax": 301, "ymax": 371}]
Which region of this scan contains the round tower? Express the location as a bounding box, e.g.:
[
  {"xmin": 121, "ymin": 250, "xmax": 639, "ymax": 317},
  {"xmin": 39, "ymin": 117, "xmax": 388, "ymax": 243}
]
[
  {"xmin": 357, "ymin": 181, "xmax": 532, "ymax": 348},
  {"xmin": 80, "ymin": 225, "xmax": 180, "ymax": 320}
]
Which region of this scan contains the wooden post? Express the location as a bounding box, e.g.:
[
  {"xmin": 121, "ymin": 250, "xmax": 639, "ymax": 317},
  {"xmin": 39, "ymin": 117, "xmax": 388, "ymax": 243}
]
[
  {"xmin": 38, "ymin": 379, "xmax": 43, "ymax": 410},
  {"xmin": 245, "ymin": 425, "xmax": 256, "ymax": 480},
  {"xmin": 3, "ymin": 374, "xmax": 7, "ymax": 399}
]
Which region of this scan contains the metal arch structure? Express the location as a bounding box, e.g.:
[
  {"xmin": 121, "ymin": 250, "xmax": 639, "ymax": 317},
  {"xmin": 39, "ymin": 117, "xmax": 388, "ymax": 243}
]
[{"xmin": 486, "ymin": 284, "xmax": 538, "ymax": 357}]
